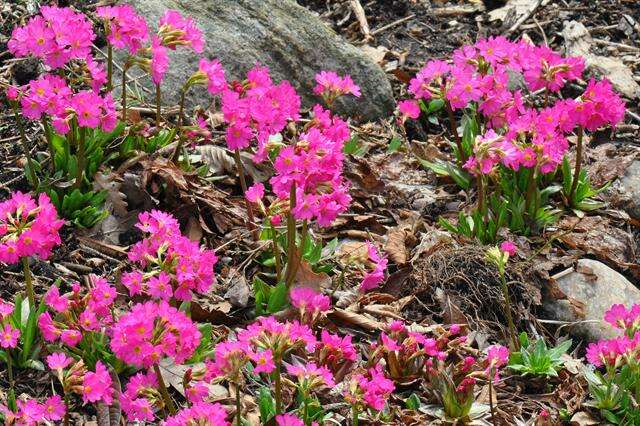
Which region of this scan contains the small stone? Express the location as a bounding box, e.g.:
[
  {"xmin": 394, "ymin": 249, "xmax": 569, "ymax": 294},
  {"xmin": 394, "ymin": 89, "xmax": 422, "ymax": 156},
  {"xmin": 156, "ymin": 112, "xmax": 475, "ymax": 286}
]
[{"xmin": 542, "ymin": 259, "xmax": 640, "ymax": 341}]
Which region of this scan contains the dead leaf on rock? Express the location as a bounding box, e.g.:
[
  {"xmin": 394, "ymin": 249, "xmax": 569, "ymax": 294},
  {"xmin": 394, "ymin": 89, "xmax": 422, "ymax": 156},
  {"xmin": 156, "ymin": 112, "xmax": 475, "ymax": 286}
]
[{"xmin": 570, "ymin": 411, "xmax": 599, "ymax": 426}]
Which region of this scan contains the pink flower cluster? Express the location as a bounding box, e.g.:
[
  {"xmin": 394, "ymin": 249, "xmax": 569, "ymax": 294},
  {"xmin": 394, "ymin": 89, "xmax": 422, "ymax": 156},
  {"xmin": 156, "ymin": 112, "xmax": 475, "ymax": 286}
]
[
  {"xmin": 222, "ymin": 66, "xmax": 301, "ymax": 158},
  {"xmin": 401, "ymin": 37, "xmax": 625, "ymax": 177},
  {"xmin": 162, "ymin": 402, "xmax": 230, "ymax": 426},
  {"xmin": 120, "ymin": 369, "xmax": 160, "ymax": 421},
  {"xmin": 238, "ymin": 316, "xmax": 317, "ymax": 357},
  {"xmin": 0, "ymin": 395, "xmax": 65, "ymax": 425},
  {"xmin": 10, "ymin": 74, "xmax": 117, "ymax": 134},
  {"xmin": 39, "ymin": 276, "xmax": 116, "ymax": 347},
  {"xmin": 46, "ymin": 352, "xmax": 113, "ymax": 406},
  {"xmin": 290, "ymin": 287, "xmax": 331, "ymax": 324},
  {"xmin": 373, "ymin": 320, "xmax": 446, "ymax": 380},
  {"xmin": 287, "ymin": 361, "xmax": 335, "ymax": 390},
  {"xmin": 343, "ymin": 364, "xmax": 395, "ymax": 411},
  {"xmin": 0, "ymin": 299, "xmax": 19, "ymax": 349},
  {"xmin": 359, "ymin": 242, "xmax": 388, "ymax": 292},
  {"xmin": 205, "ymin": 339, "xmax": 275, "ymax": 382},
  {"xmin": 270, "ymin": 124, "xmax": 351, "ymax": 226},
  {"xmin": 8, "ymin": 6, "xmax": 95, "ymax": 69},
  {"xmin": 0, "ymin": 192, "xmax": 63, "ymax": 264},
  {"xmin": 123, "ymin": 210, "xmax": 218, "ymax": 302},
  {"xmin": 158, "ymin": 10, "xmax": 205, "ymax": 53},
  {"xmin": 484, "ymin": 344, "xmax": 510, "ymax": 381},
  {"xmin": 276, "ymin": 414, "xmax": 317, "ymax": 426},
  {"xmin": 316, "ymin": 330, "xmax": 357, "ymax": 375},
  {"xmin": 96, "ymin": 5, "xmax": 149, "ymax": 54},
  {"xmin": 587, "ymin": 304, "xmax": 640, "ymax": 368},
  {"xmin": 314, "ymin": 71, "xmax": 361, "ymax": 105},
  {"xmin": 110, "ymin": 300, "xmax": 201, "ymax": 367}
]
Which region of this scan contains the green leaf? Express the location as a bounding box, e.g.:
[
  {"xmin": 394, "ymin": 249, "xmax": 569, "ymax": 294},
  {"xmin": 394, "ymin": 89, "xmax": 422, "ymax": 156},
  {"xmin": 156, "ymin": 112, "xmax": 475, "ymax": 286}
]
[
  {"xmin": 405, "ymin": 393, "xmax": 421, "ymax": 410},
  {"xmin": 267, "ymin": 282, "xmax": 288, "ymax": 313},
  {"xmin": 387, "ymin": 138, "xmax": 402, "ymax": 153},
  {"xmin": 258, "ymin": 387, "xmax": 276, "ymax": 422},
  {"xmin": 344, "ymin": 136, "xmax": 364, "ymax": 156},
  {"xmin": 427, "ymin": 99, "xmax": 445, "ymax": 114}
]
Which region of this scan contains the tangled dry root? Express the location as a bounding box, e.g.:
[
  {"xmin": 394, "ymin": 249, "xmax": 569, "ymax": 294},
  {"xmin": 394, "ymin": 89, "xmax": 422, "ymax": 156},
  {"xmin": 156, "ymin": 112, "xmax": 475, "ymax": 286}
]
[{"xmin": 404, "ymin": 245, "xmax": 541, "ymax": 341}]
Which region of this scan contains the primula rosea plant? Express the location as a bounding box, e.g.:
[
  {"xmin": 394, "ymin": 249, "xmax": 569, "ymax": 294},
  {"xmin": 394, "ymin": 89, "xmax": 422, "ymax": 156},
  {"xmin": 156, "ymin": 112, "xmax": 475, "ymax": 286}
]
[
  {"xmin": 398, "ymin": 37, "xmax": 625, "ymax": 243},
  {"xmin": 585, "ymin": 304, "xmax": 640, "ymax": 423}
]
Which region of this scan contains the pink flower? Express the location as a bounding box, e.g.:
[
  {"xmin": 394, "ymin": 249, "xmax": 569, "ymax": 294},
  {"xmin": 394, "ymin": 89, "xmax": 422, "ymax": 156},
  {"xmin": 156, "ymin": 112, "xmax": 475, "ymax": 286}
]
[
  {"xmin": 314, "ymin": 71, "xmax": 361, "ymax": 101},
  {"xmin": 46, "ymin": 352, "xmax": 72, "ymax": 370},
  {"xmin": 485, "ymin": 344, "xmax": 509, "ymax": 381},
  {"xmin": 9, "ymin": 6, "xmax": 95, "ymax": 69},
  {"xmin": 250, "ymin": 350, "xmax": 276, "ymax": 374},
  {"xmin": 398, "ymin": 99, "xmax": 421, "ymax": 120},
  {"xmin": 359, "ymin": 242, "xmax": 388, "ymax": 292},
  {"xmin": 158, "ymin": 10, "xmax": 204, "ymax": 53},
  {"xmin": 245, "ymin": 182, "xmax": 265, "ymax": 203},
  {"xmin": 500, "ymin": 241, "xmax": 516, "ymax": 257},
  {"xmin": 43, "ymin": 395, "xmax": 66, "ymax": 421},
  {"xmin": 96, "ymin": 5, "xmax": 149, "ymax": 53},
  {"xmin": 317, "ymin": 330, "xmax": 357, "ymax": 371},
  {"xmin": 290, "ymin": 287, "xmax": 331, "ymax": 322},
  {"xmin": 82, "ymin": 361, "xmax": 113, "ymax": 405},
  {"xmin": 276, "ymin": 414, "xmax": 318, "ymax": 426},
  {"xmin": 199, "ymin": 58, "xmax": 227, "ymax": 95},
  {"xmin": 121, "ymin": 370, "xmax": 159, "ymax": 422},
  {"xmin": 0, "ymin": 300, "xmax": 14, "ymax": 319},
  {"xmin": 162, "ymin": 402, "xmax": 230, "ymax": 426},
  {"xmin": 45, "ymin": 286, "xmax": 69, "ymax": 313},
  {"xmin": 111, "ymin": 301, "xmax": 201, "ymax": 367},
  {"xmin": 226, "ymin": 123, "xmax": 253, "ymax": 150},
  {"xmin": 150, "ymin": 36, "xmax": 169, "ymax": 85},
  {"xmin": 343, "ymin": 364, "xmax": 395, "ymax": 411},
  {"xmin": 0, "ymin": 324, "xmax": 20, "ymax": 349},
  {"xmin": 0, "ymin": 192, "xmax": 64, "ymax": 264},
  {"xmin": 287, "ymin": 362, "xmax": 336, "ymax": 389}
]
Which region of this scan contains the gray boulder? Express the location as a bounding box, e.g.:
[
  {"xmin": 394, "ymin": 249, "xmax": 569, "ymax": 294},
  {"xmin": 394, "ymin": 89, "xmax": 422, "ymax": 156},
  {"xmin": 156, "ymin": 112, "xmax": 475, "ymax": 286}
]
[
  {"xmin": 123, "ymin": 0, "xmax": 395, "ymax": 121},
  {"xmin": 617, "ymin": 160, "xmax": 640, "ymax": 220},
  {"xmin": 543, "ymin": 259, "xmax": 640, "ymax": 341}
]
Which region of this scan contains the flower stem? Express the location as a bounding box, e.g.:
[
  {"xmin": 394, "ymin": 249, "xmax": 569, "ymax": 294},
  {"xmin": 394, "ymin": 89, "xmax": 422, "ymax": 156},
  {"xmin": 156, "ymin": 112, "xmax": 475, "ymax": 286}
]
[
  {"xmin": 303, "ymin": 395, "xmax": 309, "ymax": 426},
  {"xmin": 477, "ymin": 174, "xmax": 486, "ymax": 221},
  {"xmin": 10, "ymin": 102, "xmax": 38, "ymax": 188},
  {"xmin": 233, "ymin": 149, "xmax": 259, "ymax": 241},
  {"xmin": 286, "ymin": 219, "xmax": 307, "ymax": 290},
  {"xmin": 499, "ymin": 270, "xmax": 519, "ymax": 351},
  {"xmin": 155, "ymin": 83, "xmax": 162, "ymax": 127},
  {"xmin": 488, "ymin": 374, "xmax": 496, "ymax": 425},
  {"xmin": 524, "ymin": 166, "xmax": 538, "ymax": 221},
  {"xmin": 445, "ymin": 102, "xmax": 466, "ymax": 166},
  {"xmin": 271, "ymin": 224, "xmax": 282, "ymax": 283},
  {"xmin": 352, "ymin": 405, "xmax": 359, "ymax": 426},
  {"xmin": 153, "ymin": 364, "xmax": 176, "ymax": 415},
  {"xmin": 107, "ymin": 44, "xmax": 113, "ymax": 92},
  {"xmin": 235, "ymin": 383, "xmax": 242, "ymax": 426},
  {"xmin": 63, "ymin": 392, "xmax": 70, "ymax": 426},
  {"xmin": 22, "ymin": 257, "xmax": 35, "ymax": 307},
  {"xmin": 274, "ymin": 361, "xmax": 283, "ymax": 414},
  {"xmin": 41, "ymin": 118, "xmax": 55, "ymax": 168},
  {"xmin": 121, "ymin": 64, "xmax": 128, "ymax": 122},
  {"xmin": 74, "ymin": 126, "xmax": 86, "ymax": 190},
  {"xmin": 170, "ymin": 86, "xmax": 189, "ymax": 163},
  {"xmin": 284, "ymin": 184, "xmax": 297, "ymax": 287},
  {"xmin": 568, "ymin": 126, "xmax": 584, "ymax": 205},
  {"xmin": 6, "ymin": 348, "xmax": 14, "ymax": 392}
]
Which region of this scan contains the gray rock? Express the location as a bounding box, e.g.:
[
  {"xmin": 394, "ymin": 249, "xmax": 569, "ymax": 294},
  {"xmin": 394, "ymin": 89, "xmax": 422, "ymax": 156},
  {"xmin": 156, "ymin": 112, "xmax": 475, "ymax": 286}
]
[
  {"xmin": 543, "ymin": 259, "xmax": 640, "ymax": 341},
  {"xmin": 123, "ymin": 0, "xmax": 395, "ymax": 121},
  {"xmin": 617, "ymin": 160, "xmax": 640, "ymax": 220}
]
